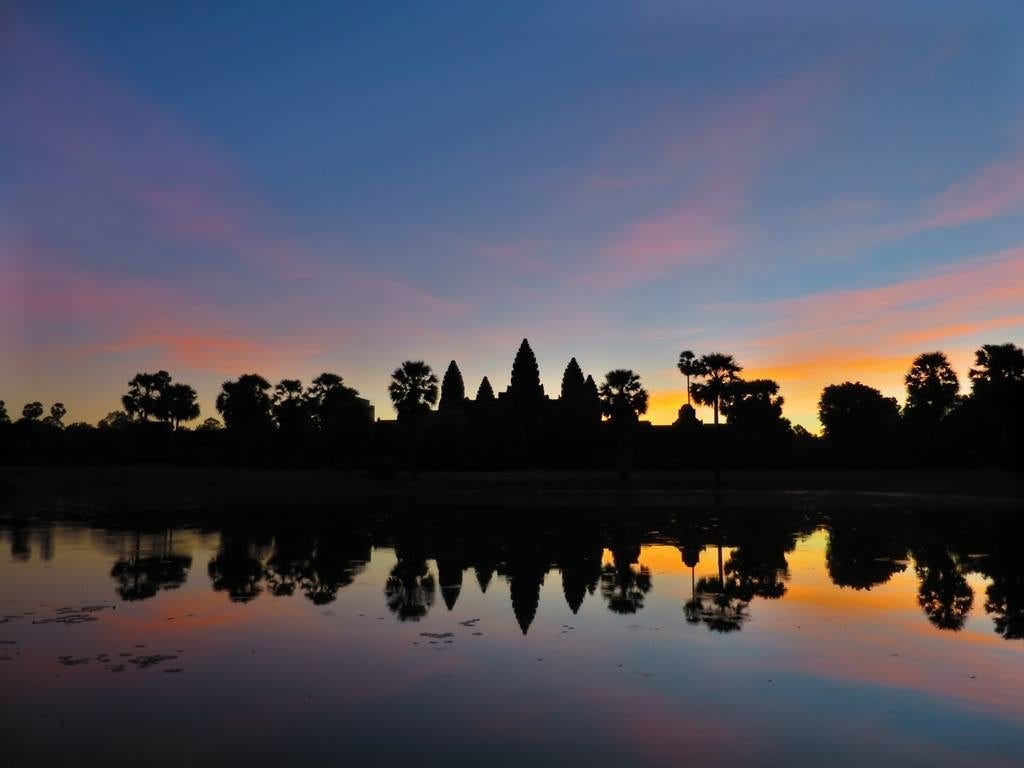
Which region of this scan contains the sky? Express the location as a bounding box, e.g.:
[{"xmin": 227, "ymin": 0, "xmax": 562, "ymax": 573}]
[{"xmin": 3, "ymin": 1, "xmax": 1024, "ymax": 429}]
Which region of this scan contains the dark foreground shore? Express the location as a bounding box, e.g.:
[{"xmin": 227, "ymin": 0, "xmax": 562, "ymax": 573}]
[{"xmin": 2, "ymin": 465, "xmax": 1021, "ymax": 517}]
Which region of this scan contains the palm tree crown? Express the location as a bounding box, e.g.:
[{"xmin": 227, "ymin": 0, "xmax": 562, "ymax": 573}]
[
  {"xmin": 905, "ymin": 351, "xmax": 959, "ymax": 419},
  {"xmin": 690, "ymin": 352, "xmax": 742, "ymax": 425},
  {"xmin": 389, "ymin": 361, "xmax": 439, "ymax": 423},
  {"xmin": 677, "ymin": 350, "xmax": 705, "ymax": 405},
  {"xmin": 598, "ymin": 369, "xmax": 649, "ymax": 423}
]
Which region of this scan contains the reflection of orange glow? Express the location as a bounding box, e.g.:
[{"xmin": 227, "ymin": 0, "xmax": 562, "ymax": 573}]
[{"xmin": 605, "ymin": 544, "xmax": 733, "ymax": 597}]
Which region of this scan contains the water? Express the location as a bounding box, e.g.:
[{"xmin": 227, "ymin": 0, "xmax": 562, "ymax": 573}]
[{"xmin": 1, "ymin": 506, "xmax": 1022, "ymax": 766}]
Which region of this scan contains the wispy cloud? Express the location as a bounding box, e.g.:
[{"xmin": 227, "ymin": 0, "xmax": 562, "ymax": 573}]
[
  {"xmin": 576, "ymin": 60, "xmax": 850, "ymax": 290},
  {"xmin": 1, "ymin": 16, "xmax": 465, "ymax": 388},
  {"xmin": 733, "ymin": 246, "xmax": 1024, "ymax": 427},
  {"xmin": 914, "ymin": 144, "xmax": 1024, "ymax": 232}
]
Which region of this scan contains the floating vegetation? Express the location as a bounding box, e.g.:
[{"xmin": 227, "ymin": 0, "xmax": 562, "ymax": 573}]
[
  {"xmin": 32, "ymin": 605, "xmax": 113, "ymax": 626},
  {"xmin": 57, "ymin": 656, "xmax": 91, "ymax": 666}
]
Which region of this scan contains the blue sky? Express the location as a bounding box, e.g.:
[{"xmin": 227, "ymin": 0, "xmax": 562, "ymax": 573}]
[{"xmin": 3, "ymin": 1, "xmax": 1023, "ymax": 427}]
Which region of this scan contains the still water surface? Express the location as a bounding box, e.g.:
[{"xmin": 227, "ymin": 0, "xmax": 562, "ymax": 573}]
[{"xmin": 1, "ymin": 507, "xmax": 1022, "ymax": 766}]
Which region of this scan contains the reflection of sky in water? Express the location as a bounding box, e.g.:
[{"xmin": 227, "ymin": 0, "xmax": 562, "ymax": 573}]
[{"xmin": 0, "ymin": 524, "xmax": 1022, "ymax": 766}]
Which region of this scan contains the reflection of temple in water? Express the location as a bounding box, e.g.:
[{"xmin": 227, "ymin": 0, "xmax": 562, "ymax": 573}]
[{"xmin": 2, "ymin": 507, "xmax": 1022, "ymax": 641}]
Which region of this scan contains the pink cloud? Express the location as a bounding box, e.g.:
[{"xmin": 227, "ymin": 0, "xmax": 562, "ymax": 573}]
[
  {"xmin": 918, "ymin": 149, "xmax": 1024, "ymax": 230},
  {"xmin": 744, "ymin": 246, "xmax": 1024, "ymax": 353},
  {"xmin": 715, "ymin": 245, "xmax": 1024, "ymax": 428},
  {"xmin": 1, "ymin": 16, "xmax": 470, "ymax": 404},
  {"xmin": 577, "ymin": 59, "xmax": 850, "ymax": 290},
  {"xmin": 856, "ymin": 140, "xmax": 1024, "ymax": 248}
]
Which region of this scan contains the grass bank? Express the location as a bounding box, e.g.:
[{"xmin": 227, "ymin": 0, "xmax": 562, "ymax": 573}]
[{"xmin": 1, "ymin": 465, "xmax": 1020, "ymax": 517}]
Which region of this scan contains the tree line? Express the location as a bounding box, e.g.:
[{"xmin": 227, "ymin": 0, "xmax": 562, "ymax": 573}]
[{"xmin": 1, "ymin": 339, "xmax": 1021, "ymax": 469}]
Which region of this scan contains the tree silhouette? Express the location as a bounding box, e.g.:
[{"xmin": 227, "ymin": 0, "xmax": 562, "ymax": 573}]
[
  {"xmin": 307, "ymin": 373, "xmax": 344, "ymax": 409},
  {"xmin": 98, "ymin": 410, "xmax": 131, "ymax": 429},
  {"xmin": 720, "ymin": 378, "xmax": 789, "ymax": 434},
  {"xmin": 384, "ymin": 557, "xmax": 436, "ymax": 621},
  {"xmin": 985, "ymin": 570, "xmax": 1024, "ymax": 640},
  {"xmin": 690, "ymin": 353, "xmax": 741, "ymax": 425},
  {"xmin": 0, "ymin": 401, "xmax": 8, "ymax": 424},
  {"xmin": 905, "ymin": 351, "xmax": 959, "ymax": 421},
  {"xmin": 818, "ymin": 381, "xmax": 899, "ymax": 454},
  {"xmin": 389, "ymin": 361, "xmax": 438, "ymax": 423},
  {"xmin": 599, "ymin": 546, "xmax": 652, "ymax": 614},
  {"xmin": 969, "ymin": 343, "xmax": 1024, "ymax": 391},
  {"xmin": 122, "ymin": 371, "xmax": 172, "ymax": 422},
  {"xmin": 215, "ymin": 374, "xmax": 274, "ymax": 431},
  {"xmin": 110, "ymin": 532, "xmax": 192, "ymax": 601},
  {"xmin": 439, "ymin": 360, "xmax": 466, "ymax": 412},
  {"xmin": 967, "ymin": 343, "xmax": 1024, "ymax": 461},
  {"xmin": 42, "ymin": 402, "xmax": 67, "ymax": 429},
  {"xmin": 677, "ymin": 350, "xmax": 704, "ymax": 406},
  {"xmin": 306, "ymin": 373, "xmax": 368, "ymax": 435},
  {"xmin": 389, "ymin": 361, "xmax": 438, "ymax": 473},
  {"xmin": 272, "ymin": 379, "xmax": 310, "ymax": 433},
  {"xmin": 476, "ymin": 376, "xmax": 495, "ymax": 402},
  {"xmin": 21, "ymin": 402, "xmax": 43, "ymax": 421},
  {"xmin": 724, "ymin": 538, "xmax": 790, "ymax": 601},
  {"xmin": 685, "ymin": 587, "xmax": 751, "ymax": 632},
  {"xmin": 598, "ymin": 369, "xmax": 648, "ymax": 423},
  {"xmin": 300, "ymin": 536, "xmax": 371, "ymax": 605},
  {"xmin": 686, "ymin": 542, "xmax": 750, "ymax": 633},
  {"xmin": 208, "ymin": 534, "xmax": 268, "ymax": 603},
  {"xmin": 599, "ymin": 369, "xmax": 648, "ymax": 479},
  {"xmin": 913, "ymin": 547, "xmax": 973, "ymax": 631},
  {"xmin": 826, "ymin": 520, "xmax": 906, "ymax": 590},
  {"xmin": 121, "ymin": 371, "xmax": 198, "ymax": 428},
  {"xmin": 164, "ymin": 384, "xmax": 199, "ymax": 429}
]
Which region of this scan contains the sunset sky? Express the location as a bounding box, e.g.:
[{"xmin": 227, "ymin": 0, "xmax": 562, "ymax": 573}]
[{"xmin": 4, "ymin": 2, "xmax": 1023, "ymax": 429}]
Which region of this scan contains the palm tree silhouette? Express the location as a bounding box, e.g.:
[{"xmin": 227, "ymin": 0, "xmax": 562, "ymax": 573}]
[
  {"xmin": 598, "ymin": 369, "xmax": 649, "ymax": 480},
  {"xmin": 677, "ymin": 350, "xmax": 704, "ymax": 406},
  {"xmin": 389, "ymin": 361, "xmax": 438, "ymax": 474},
  {"xmin": 905, "ymin": 351, "xmax": 959, "ymax": 419},
  {"xmin": 388, "ymin": 361, "xmax": 439, "ymax": 422},
  {"xmin": 690, "ymin": 353, "xmax": 742, "ymax": 425},
  {"xmin": 684, "ymin": 543, "xmax": 750, "ymax": 632},
  {"xmin": 599, "ymin": 546, "xmax": 652, "ymax": 614},
  {"xmin": 598, "ymin": 369, "xmax": 649, "ymax": 422},
  {"xmin": 385, "ymin": 558, "xmax": 436, "ymax": 621}
]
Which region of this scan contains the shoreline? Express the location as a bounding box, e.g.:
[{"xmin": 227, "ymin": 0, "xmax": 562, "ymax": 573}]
[{"xmin": 2, "ymin": 465, "xmax": 1020, "ymax": 516}]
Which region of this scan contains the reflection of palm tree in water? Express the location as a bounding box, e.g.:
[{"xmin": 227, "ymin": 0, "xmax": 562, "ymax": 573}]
[
  {"xmin": 599, "ymin": 545, "xmax": 652, "ymax": 614},
  {"xmin": 111, "ymin": 530, "xmax": 192, "ymax": 601},
  {"xmin": 679, "ymin": 543, "xmax": 703, "ymax": 624},
  {"xmin": 263, "ymin": 533, "xmax": 370, "ymax": 605},
  {"xmin": 385, "ymin": 557, "xmax": 436, "ymax": 621},
  {"xmin": 303, "ymin": 537, "xmax": 370, "ymax": 605},
  {"xmin": 684, "ymin": 542, "xmax": 750, "ymax": 633},
  {"xmin": 208, "ymin": 533, "xmax": 268, "ymax": 603}
]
